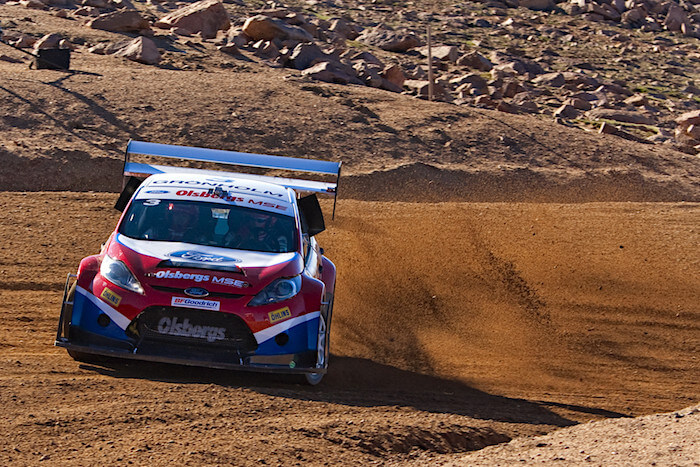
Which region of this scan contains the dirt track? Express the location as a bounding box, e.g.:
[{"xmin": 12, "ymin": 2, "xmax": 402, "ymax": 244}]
[
  {"xmin": 1, "ymin": 193, "xmax": 698, "ymax": 464},
  {"xmin": 1, "ymin": 4, "xmax": 699, "ymax": 461}
]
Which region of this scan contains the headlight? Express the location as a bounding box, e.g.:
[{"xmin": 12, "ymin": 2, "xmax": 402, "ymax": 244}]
[
  {"xmin": 100, "ymin": 255, "xmax": 144, "ymax": 294},
  {"xmin": 248, "ymin": 276, "xmax": 301, "ymax": 307}
]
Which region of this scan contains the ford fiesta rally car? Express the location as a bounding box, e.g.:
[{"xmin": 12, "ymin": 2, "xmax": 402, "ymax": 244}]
[{"xmin": 56, "ymin": 141, "xmax": 340, "ymax": 385}]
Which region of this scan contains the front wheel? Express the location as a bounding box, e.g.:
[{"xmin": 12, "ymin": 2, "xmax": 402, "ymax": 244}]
[{"xmin": 304, "ymin": 296, "xmax": 333, "ymax": 386}]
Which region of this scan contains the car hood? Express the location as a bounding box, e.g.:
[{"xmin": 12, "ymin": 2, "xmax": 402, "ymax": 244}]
[{"xmin": 108, "ymin": 234, "xmax": 303, "ymax": 293}]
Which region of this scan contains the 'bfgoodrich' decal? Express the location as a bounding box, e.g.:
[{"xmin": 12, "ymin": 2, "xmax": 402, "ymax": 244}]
[{"xmin": 171, "ymin": 297, "xmax": 220, "ymax": 311}]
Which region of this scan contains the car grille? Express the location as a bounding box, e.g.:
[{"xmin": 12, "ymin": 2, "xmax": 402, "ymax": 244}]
[{"xmin": 133, "ymin": 306, "xmax": 258, "ymax": 355}]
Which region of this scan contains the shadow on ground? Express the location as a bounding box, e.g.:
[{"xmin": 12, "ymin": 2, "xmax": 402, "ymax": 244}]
[{"xmin": 77, "ymin": 354, "xmax": 628, "ymax": 428}]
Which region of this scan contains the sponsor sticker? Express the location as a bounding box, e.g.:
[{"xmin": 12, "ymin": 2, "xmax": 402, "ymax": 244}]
[
  {"xmin": 100, "ymin": 287, "xmax": 122, "ymax": 307},
  {"xmin": 171, "ymin": 296, "xmax": 220, "ymax": 311},
  {"xmin": 268, "ymin": 306, "xmax": 291, "ymax": 324},
  {"xmin": 156, "ymin": 317, "xmax": 226, "ymax": 343},
  {"xmin": 169, "ymin": 250, "xmax": 239, "ymax": 263},
  {"xmin": 173, "ymin": 190, "xmax": 289, "ymax": 211},
  {"xmin": 150, "ymin": 269, "xmax": 250, "ymax": 288}
]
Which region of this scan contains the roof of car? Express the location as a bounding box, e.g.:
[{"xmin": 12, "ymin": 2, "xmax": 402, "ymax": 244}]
[{"xmin": 134, "ymin": 173, "xmax": 296, "ymax": 215}]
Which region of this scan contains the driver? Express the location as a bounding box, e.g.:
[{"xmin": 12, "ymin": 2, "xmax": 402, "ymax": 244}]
[
  {"xmin": 226, "ymin": 211, "xmax": 284, "ymax": 252},
  {"xmin": 145, "ymin": 202, "xmax": 201, "ymax": 243}
]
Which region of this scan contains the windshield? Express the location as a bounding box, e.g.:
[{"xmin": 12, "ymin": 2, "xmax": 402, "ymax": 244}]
[{"xmin": 119, "ymin": 199, "xmax": 297, "ymax": 253}]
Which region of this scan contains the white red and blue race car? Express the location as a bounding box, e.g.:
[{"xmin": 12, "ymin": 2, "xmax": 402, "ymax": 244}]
[{"xmin": 55, "ymin": 141, "xmax": 340, "ymax": 385}]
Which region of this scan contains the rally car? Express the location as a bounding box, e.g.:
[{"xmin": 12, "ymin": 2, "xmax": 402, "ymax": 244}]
[{"xmin": 55, "ymin": 140, "xmax": 340, "ymax": 385}]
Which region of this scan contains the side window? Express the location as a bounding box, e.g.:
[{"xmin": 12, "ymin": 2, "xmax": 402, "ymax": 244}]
[{"xmin": 302, "ymin": 233, "xmax": 311, "ymax": 260}]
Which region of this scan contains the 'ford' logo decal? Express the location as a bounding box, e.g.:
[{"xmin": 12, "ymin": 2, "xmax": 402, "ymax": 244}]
[
  {"xmin": 184, "ymin": 287, "xmax": 210, "ymax": 297},
  {"xmin": 169, "ymin": 250, "xmax": 239, "ymax": 263}
]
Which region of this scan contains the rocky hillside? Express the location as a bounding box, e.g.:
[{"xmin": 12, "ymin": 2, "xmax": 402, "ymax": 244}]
[{"xmin": 1, "ymin": 0, "xmax": 699, "ymax": 153}]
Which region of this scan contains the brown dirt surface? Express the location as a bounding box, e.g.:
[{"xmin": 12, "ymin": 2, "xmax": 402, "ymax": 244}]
[
  {"xmin": 1, "ymin": 1, "xmax": 699, "ymax": 464},
  {"xmin": 0, "ymin": 195, "xmax": 698, "ymax": 465}
]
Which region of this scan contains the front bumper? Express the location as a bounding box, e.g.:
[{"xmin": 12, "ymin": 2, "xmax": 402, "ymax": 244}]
[{"xmin": 55, "ymin": 274, "xmax": 326, "ymax": 374}]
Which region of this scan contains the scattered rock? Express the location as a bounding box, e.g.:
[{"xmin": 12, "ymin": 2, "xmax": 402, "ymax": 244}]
[
  {"xmin": 154, "ymin": 0, "xmax": 231, "ymax": 39},
  {"xmin": 496, "ymin": 101, "xmax": 519, "ymax": 114},
  {"xmin": 328, "ymin": 18, "xmax": 360, "ymax": 40},
  {"xmin": 664, "ymin": 4, "xmax": 689, "ymax": 33},
  {"xmin": 404, "ymin": 79, "xmax": 446, "ymax": 98},
  {"xmin": 88, "ymin": 10, "xmax": 151, "ymax": 33},
  {"xmin": 289, "ymin": 42, "xmax": 326, "ymax": 70},
  {"xmin": 675, "ymin": 110, "xmax": 700, "ymax": 147},
  {"xmin": 456, "ymin": 51, "xmax": 493, "ymax": 71},
  {"xmin": 565, "ymin": 97, "xmax": 592, "ymax": 111},
  {"xmin": 357, "ymin": 26, "xmax": 421, "ymax": 52},
  {"xmin": 380, "ymin": 64, "xmax": 405, "ymax": 91},
  {"xmin": 599, "ymin": 122, "xmax": 652, "ymax": 144},
  {"xmin": 302, "ymin": 61, "xmax": 357, "ymax": 85},
  {"xmin": 33, "ymin": 33, "xmax": 62, "ymax": 50},
  {"xmin": 252, "ymin": 40, "xmax": 279, "ymax": 60},
  {"xmin": 450, "ymin": 73, "xmax": 488, "ymax": 90},
  {"xmin": 416, "ymin": 45, "xmax": 459, "ymax": 63},
  {"xmin": 19, "ymin": 0, "xmax": 47, "ymax": 10},
  {"xmin": 241, "ymin": 14, "xmax": 313, "ymax": 42},
  {"xmin": 554, "ymin": 104, "xmax": 579, "ymax": 119},
  {"xmin": 113, "ymin": 36, "xmax": 161, "ymax": 65},
  {"xmin": 532, "ymin": 72, "xmax": 565, "ymax": 87},
  {"xmin": 624, "ymin": 94, "xmax": 649, "ymax": 107},
  {"xmin": 519, "ymin": 0, "xmax": 554, "ymax": 11},
  {"xmin": 587, "ymin": 108, "xmax": 654, "ymax": 125}
]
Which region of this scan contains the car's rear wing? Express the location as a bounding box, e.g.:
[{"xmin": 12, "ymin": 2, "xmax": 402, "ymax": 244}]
[{"xmin": 122, "ymin": 140, "xmax": 341, "ymax": 217}]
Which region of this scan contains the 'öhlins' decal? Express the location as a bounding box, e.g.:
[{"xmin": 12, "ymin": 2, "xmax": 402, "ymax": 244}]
[
  {"xmin": 268, "ymin": 307, "xmax": 291, "ymax": 324},
  {"xmin": 100, "ymin": 287, "xmax": 122, "ymax": 307}
]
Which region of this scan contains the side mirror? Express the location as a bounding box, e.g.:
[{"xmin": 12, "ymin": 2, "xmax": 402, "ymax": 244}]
[
  {"xmin": 114, "ymin": 177, "xmax": 144, "ymax": 212},
  {"xmin": 298, "ymin": 194, "xmax": 325, "ymax": 237}
]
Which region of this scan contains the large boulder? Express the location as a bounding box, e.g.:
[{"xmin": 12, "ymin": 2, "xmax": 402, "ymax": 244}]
[
  {"xmin": 416, "ymin": 45, "xmax": 459, "ymax": 63},
  {"xmin": 288, "ymin": 43, "xmax": 326, "ymax": 70},
  {"xmin": 241, "ymin": 15, "xmax": 314, "ymax": 42},
  {"xmin": 113, "ymin": 36, "xmax": 161, "ymax": 65},
  {"xmin": 301, "ymin": 61, "xmax": 358, "ymax": 85},
  {"xmin": 154, "ymin": 0, "xmax": 230, "ymax": 39},
  {"xmin": 356, "ymin": 26, "xmax": 421, "ymax": 52},
  {"xmin": 380, "ymin": 64, "xmax": 405, "ymax": 92},
  {"xmin": 88, "ymin": 10, "xmax": 150, "ymax": 33},
  {"xmin": 456, "ymin": 51, "xmax": 493, "ymax": 71},
  {"xmin": 664, "ymin": 4, "xmax": 689, "ymax": 32}
]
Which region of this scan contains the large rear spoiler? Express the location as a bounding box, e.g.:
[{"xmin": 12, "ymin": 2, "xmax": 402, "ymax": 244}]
[{"xmin": 122, "ymin": 140, "xmax": 342, "ymax": 218}]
